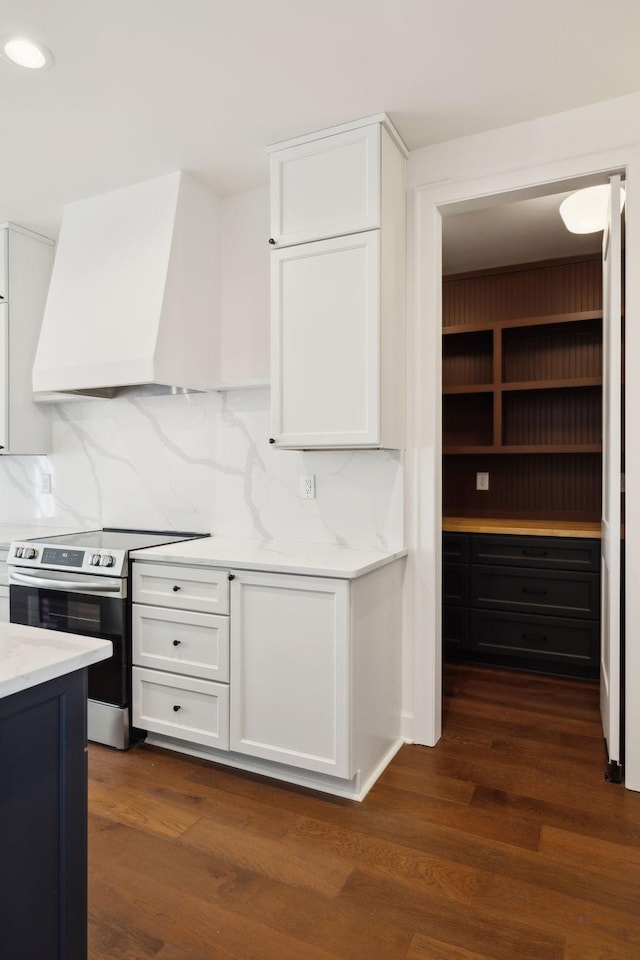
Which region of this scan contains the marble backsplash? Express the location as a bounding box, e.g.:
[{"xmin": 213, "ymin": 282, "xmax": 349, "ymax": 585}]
[{"xmin": 0, "ymin": 389, "xmax": 404, "ymax": 550}]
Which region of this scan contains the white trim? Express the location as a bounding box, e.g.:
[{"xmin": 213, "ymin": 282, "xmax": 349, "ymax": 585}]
[
  {"xmin": 408, "ymin": 144, "xmax": 640, "ymax": 792},
  {"xmin": 266, "ymin": 112, "xmax": 407, "ymax": 157},
  {"xmin": 144, "ymin": 734, "xmax": 404, "ymax": 801}
]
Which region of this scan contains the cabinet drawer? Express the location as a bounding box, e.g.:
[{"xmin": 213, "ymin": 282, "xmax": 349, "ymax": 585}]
[
  {"xmin": 132, "ymin": 604, "xmax": 229, "ymax": 682},
  {"xmin": 133, "ymin": 562, "xmax": 229, "ymax": 614},
  {"xmin": 471, "ymin": 565, "xmax": 599, "ymax": 619},
  {"xmin": 443, "ymin": 562, "xmax": 469, "ymax": 605},
  {"xmin": 443, "ymin": 605, "xmax": 469, "ymax": 650},
  {"xmin": 132, "ymin": 667, "xmax": 229, "ymax": 749},
  {"xmin": 470, "ymin": 535, "xmax": 600, "ymax": 572},
  {"xmin": 471, "ymin": 609, "xmax": 598, "ymax": 668},
  {"xmin": 443, "ymin": 533, "xmax": 469, "ymax": 563}
]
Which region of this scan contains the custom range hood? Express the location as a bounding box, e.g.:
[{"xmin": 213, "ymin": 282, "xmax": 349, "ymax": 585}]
[{"xmin": 33, "ymin": 171, "xmax": 220, "ymax": 397}]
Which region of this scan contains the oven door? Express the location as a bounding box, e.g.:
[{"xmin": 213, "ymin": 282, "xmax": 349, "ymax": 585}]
[{"xmin": 9, "ymin": 568, "xmax": 127, "ymax": 707}]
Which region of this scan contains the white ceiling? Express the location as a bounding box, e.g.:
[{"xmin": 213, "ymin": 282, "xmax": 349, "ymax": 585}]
[
  {"xmin": 2, "ymin": 1, "xmax": 640, "ymax": 239},
  {"xmin": 442, "ymin": 192, "xmax": 603, "ymax": 274}
]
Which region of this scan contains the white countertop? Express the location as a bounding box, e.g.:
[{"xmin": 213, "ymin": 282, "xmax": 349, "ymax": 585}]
[
  {"xmin": 131, "ymin": 537, "xmax": 407, "ymax": 579},
  {"xmin": 0, "ymin": 523, "xmax": 96, "ymax": 550},
  {"xmin": 0, "ymin": 622, "xmax": 112, "ymax": 700}
]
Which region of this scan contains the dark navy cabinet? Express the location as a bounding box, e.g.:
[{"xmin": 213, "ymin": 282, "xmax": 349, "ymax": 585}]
[
  {"xmin": 0, "ymin": 670, "xmax": 88, "ymax": 960},
  {"xmin": 443, "ymin": 532, "xmax": 600, "ymax": 679}
]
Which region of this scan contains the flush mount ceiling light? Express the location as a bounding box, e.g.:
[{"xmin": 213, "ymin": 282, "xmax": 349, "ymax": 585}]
[
  {"xmin": 1, "ymin": 36, "xmax": 53, "ymax": 69},
  {"xmin": 559, "ymin": 184, "xmax": 626, "ymax": 234}
]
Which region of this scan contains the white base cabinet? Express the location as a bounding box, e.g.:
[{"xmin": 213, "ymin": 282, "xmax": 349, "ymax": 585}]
[{"xmin": 132, "ymin": 557, "xmax": 405, "ymax": 800}]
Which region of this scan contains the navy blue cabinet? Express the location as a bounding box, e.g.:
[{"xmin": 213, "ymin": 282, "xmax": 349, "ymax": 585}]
[
  {"xmin": 0, "ymin": 670, "xmax": 88, "ymax": 960},
  {"xmin": 443, "ymin": 532, "xmax": 600, "ymax": 679}
]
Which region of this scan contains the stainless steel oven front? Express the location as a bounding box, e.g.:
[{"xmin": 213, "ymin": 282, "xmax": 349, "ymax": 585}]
[{"xmin": 9, "ymin": 567, "xmax": 132, "ymax": 749}]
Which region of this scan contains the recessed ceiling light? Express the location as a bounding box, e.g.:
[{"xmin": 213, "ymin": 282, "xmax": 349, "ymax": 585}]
[{"xmin": 1, "ymin": 36, "xmax": 53, "ymax": 70}]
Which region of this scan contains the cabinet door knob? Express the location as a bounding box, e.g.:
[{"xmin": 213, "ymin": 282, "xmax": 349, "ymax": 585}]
[
  {"xmin": 172, "ymin": 639, "xmax": 181, "ymax": 646},
  {"xmin": 173, "ymin": 704, "xmax": 181, "ymax": 712},
  {"xmin": 172, "ymin": 585, "xmax": 180, "ymax": 592},
  {"xmin": 228, "ymin": 573, "xmax": 235, "ymax": 581},
  {"xmin": 268, "ymin": 238, "xmax": 276, "ymax": 245},
  {"xmin": 268, "ymin": 438, "xmax": 276, "ymax": 444}
]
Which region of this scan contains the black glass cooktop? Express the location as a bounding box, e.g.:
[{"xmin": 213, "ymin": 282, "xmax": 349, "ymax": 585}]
[{"xmin": 33, "ymin": 528, "xmax": 208, "ymax": 552}]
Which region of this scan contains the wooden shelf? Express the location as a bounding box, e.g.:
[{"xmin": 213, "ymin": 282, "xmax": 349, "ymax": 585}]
[
  {"xmin": 443, "ymin": 383, "xmax": 494, "ymax": 395},
  {"xmin": 442, "ymin": 517, "xmax": 602, "ymax": 538},
  {"xmin": 501, "ymin": 377, "xmax": 602, "ymax": 392},
  {"xmin": 441, "ymin": 256, "xmax": 604, "ymax": 522},
  {"xmin": 442, "ymin": 309, "xmax": 602, "ymax": 336},
  {"xmin": 444, "ymin": 444, "xmax": 602, "ymax": 455}
]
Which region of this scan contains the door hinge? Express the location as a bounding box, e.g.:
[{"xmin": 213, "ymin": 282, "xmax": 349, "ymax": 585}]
[{"xmin": 605, "ymin": 760, "xmax": 624, "ymax": 783}]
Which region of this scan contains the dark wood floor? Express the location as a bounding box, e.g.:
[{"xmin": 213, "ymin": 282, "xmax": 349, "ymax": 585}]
[{"xmin": 88, "ymin": 664, "xmax": 640, "ymax": 959}]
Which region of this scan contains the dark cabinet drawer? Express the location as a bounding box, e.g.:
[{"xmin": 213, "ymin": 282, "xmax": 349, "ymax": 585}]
[
  {"xmin": 470, "ymin": 535, "xmax": 600, "ymax": 572},
  {"xmin": 471, "ymin": 565, "xmax": 599, "ymax": 619},
  {"xmin": 443, "ymin": 606, "xmax": 469, "ymax": 649},
  {"xmin": 471, "ymin": 609, "xmax": 598, "ymax": 669},
  {"xmin": 443, "ymin": 562, "xmax": 469, "ymax": 605},
  {"xmin": 443, "ymin": 532, "xmax": 469, "ymax": 563}
]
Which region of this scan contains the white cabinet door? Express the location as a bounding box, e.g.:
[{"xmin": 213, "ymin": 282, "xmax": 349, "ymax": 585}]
[
  {"xmin": 0, "ymin": 304, "xmax": 8, "ymax": 452},
  {"xmin": 270, "ymin": 124, "xmax": 380, "ymax": 247},
  {"xmin": 229, "ymin": 571, "xmax": 352, "ymax": 778},
  {"xmin": 0, "ymin": 229, "xmax": 7, "ymax": 301},
  {"xmin": 271, "ymin": 231, "xmax": 380, "ymax": 448}
]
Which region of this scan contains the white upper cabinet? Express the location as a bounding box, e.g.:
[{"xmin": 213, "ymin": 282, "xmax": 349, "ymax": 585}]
[
  {"xmin": 272, "ymin": 232, "xmax": 381, "ymax": 448},
  {"xmin": 269, "ymin": 123, "xmax": 381, "ymax": 247},
  {"xmin": 0, "ymin": 229, "xmax": 7, "ymax": 301},
  {"xmin": 0, "ymin": 224, "xmax": 53, "ymax": 454},
  {"xmin": 269, "ymin": 114, "xmax": 407, "ymax": 449}
]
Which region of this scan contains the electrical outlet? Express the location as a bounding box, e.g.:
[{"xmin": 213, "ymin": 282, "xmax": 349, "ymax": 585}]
[
  {"xmin": 476, "ymin": 472, "xmax": 489, "ymax": 491},
  {"xmin": 300, "ymin": 474, "xmax": 315, "ymax": 499},
  {"xmin": 40, "ymin": 472, "xmax": 52, "ymax": 495}
]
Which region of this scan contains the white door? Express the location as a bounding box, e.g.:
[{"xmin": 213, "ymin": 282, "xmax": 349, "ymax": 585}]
[
  {"xmin": 270, "ymin": 124, "xmax": 380, "ymax": 247},
  {"xmin": 601, "ymin": 174, "xmax": 623, "ymax": 779},
  {"xmin": 229, "ymin": 570, "xmax": 352, "ymax": 777},
  {"xmin": 271, "ymin": 231, "xmax": 380, "ymax": 448}
]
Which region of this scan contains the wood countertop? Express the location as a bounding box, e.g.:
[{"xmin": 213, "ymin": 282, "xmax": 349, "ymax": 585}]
[{"xmin": 442, "ymin": 517, "xmax": 602, "ymax": 538}]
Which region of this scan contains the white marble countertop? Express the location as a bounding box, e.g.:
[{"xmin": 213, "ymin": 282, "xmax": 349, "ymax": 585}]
[
  {"xmin": 131, "ymin": 536, "xmax": 407, "ymax": 578},
  {"xmin": 0, "ymin": 622, "xmax": 112, "ymax": 700},
  {"xmin": 0, "ymin": 523, "xmax": 96, "ymax": 550}
]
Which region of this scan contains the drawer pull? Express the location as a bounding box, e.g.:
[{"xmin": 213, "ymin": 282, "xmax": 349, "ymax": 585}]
[
  {"xmin": 522, "ymin": 549, "xmax": 548, "ymax": 557},
  {"xmin": 172, "ymin": 639, "xmax": 182, "ymax": 647},
  {"xmin": 173, "ymin": 704, "xmax": 181, "ymax": 712},
  {"xmin": 522, "ymin": 633, "xmax": 548, "ymax": 643},
  {"xmin": 521, "ymin": 587, "xmax": 548, "ymax": 595},
  {"xmin": 172, "ymin": 585, "xmax": 181, "ymax": 592}
]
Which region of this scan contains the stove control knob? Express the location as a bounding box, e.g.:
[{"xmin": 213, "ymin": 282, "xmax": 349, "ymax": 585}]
[
  {"xmin": 15, "ymin": 546, "xmax": 24, "ymax": 557},
  {"xmin": 90, "ymin": 554, "xmax": 101, "ymax": 566},
  {"xmin": 24, "ymin": 548, "xmax": 38, "ymax": 560},
  {"xmin": 100, "ymin": 555, "xmax": 115, "ymax": 567}
]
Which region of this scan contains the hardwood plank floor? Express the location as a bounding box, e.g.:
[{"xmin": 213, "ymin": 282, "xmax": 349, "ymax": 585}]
[{"xmin": 88, "ymin": 664, "xmax": 640, "ymax": 959}]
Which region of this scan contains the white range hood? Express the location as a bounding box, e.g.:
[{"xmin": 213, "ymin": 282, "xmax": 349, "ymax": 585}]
[{"xmin": 32, "ymin": 171, "xmax": 220, "ymax": 397}]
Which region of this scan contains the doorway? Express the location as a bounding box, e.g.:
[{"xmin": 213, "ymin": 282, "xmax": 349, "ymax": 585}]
[{"xmin": 408, "ymin": 165, "xmax": 631, "ymax": 785}]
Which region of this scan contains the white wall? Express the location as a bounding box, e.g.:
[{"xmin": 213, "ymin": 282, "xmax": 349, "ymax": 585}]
[
  {"xmin": 406, "ymin": 88, "xmax": 640, "ymax": 790},
  {"xmin": 0, "ymin": 183, "xmax": 402, "ymax": 551}
]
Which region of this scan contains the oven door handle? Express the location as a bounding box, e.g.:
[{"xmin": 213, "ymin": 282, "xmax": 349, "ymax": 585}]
[{"xmin": 9, "ymin": 571, "xmax": 123, "ymax": 593}]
